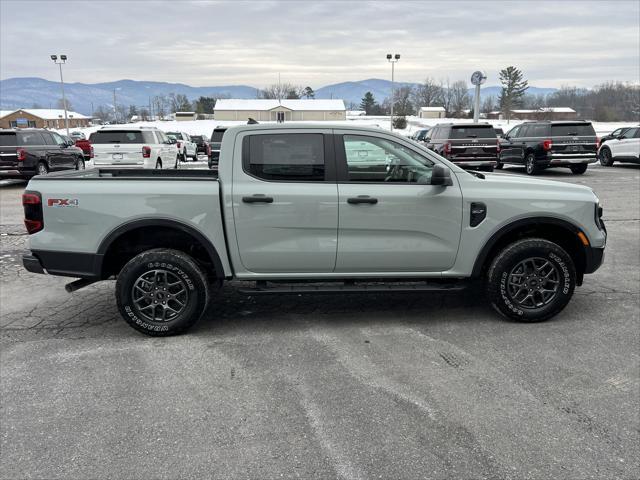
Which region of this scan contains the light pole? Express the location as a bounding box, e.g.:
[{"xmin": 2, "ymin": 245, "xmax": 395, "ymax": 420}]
[
  {"xmin": 386, "ymin": 53, "xmax": 400, "ymax": 131},
  {"xmin": 50, "ymin": 55, "xmax": 69, "ymax": 136}
]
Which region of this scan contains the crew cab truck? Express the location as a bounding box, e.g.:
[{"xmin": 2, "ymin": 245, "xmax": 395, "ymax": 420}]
[{"xmin": 22, "ymin": 124, "xmax": 606, "ymax": 336}]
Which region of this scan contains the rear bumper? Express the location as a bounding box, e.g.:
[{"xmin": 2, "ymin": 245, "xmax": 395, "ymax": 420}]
[
  {"xmin": 0, "ymin": 169, "xmax": 32, "ymax": 178},
  {"xmin": 547, "ymin": 154, "xmax": 597, "ymax": 166},
  {"xmin": 451, "ymin": 159, "xmax": 497, "ymax": 168},
  {"xmin": 23, "ymin": 250, "xmax": 103, "ymax": 278}
]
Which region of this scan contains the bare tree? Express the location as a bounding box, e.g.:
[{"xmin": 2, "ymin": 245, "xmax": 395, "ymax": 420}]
[
  {"xmin": 412, "ymin": 77, "xmax": 444, "ymax": 111},
  {"xmin": 56, "ymin": 98, "xmax": 73, "ymax": 111},
  {"xmin": 260, "ymin": 83, "xmax": 303, "ymax": 100},
  {"xmin": 481, "ymin": 94, "xmax": 496, "ymax": 114},
  {"xmin": 393, "ymin": 86, "xmax": 414, "ymax": 116},
  {"xmin": 92, "ymin": 105, "xmax": 111, "ymax": 122},
  {"xmin": 441, "ymin": 78, "xmax": 455, "ymax": 117},
  {"xmin": 450, "ymin": 80, "xmax": 470, "ymax": 117}
]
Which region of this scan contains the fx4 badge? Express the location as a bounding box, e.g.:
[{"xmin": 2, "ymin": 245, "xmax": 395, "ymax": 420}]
[{"xmin": 47, "ymin": 198, "xmax": 79, "ymax": 207}]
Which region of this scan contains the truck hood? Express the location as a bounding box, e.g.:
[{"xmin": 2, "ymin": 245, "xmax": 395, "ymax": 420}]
[{"xmin": 469, "ymin": 172, "xmax": 597, "ymax": 201}]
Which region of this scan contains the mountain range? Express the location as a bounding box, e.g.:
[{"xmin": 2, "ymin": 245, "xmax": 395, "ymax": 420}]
[{"xmin": 0, "ymin": 77, "xmax": 558, "ymax": 115}]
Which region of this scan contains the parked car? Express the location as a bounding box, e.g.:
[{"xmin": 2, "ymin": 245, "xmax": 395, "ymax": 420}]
[
  {"xmin": 69, "ymin": 131, "xmax": 86, "ymax": 140},
  {"xmin": 598, "ymin": 126, "xmax": 631, "ymax": 146},
  {"xmin": 410, "ymin": 128, "xmax": 431, "ymax": 143},
  {"xmin": 190, "ymin": 134, "xmax": 211, "ymax": 157},
  {"xmin": 22, "ymin": 124, "xmax": 606, "ymax": 336},
  {"xmin": 74, "ymin": 137, "xmax": 94, "ymax": 161},
  {"xmin": 90, "ymin": 126, "xmax": 179, "ymax": 169},
  {"xmin": 424, "ymin": 123, "xmax": 498, "ymax": 171},
  {"xmin": 598, "ymin": 126, "xmax": 640, "ymax": 166},
  {"xmin": 493, "ymin": 127, "xmax": 504, "ymax": 138},
  {"xmin": 208, "ymin": 127, "xmax": 227, "ymax": 168},
  {"xmin": 498, "ymin": 121, "xmax": 598, "ymax": 175},
  {"xmin": 0, "ymin": 128, "xmax": 86, "ymax": 178},
  {"xmin": 166, "ymin": 131, "xmax": 197, "ymax": 161}
]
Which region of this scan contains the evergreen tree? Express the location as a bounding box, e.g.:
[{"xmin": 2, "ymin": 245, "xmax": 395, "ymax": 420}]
[
  {"xmin": 499, "ymin": 66, "xmax": 529, "ymax": 121},
  {"xmin": 360, "ymin": 91, "xmax": 377, "ymax": 115},
  {"xmin": 302, "ymin": 86, "xmax": 315, "ymax": 99}
]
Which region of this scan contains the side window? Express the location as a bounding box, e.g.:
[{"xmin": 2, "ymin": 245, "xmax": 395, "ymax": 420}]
[
  {"xmin": 429, "ymin": 127, "xmax": 439, "ymax": 140},
  {"xmin": 244, "ymin": 134, "xmax": 325, "ymax": 182},
  {"xmin": 51, "ymin": 132, "xmax": 66, "ymax": 145},
  {"xmin": 622, "ymin": 128, "xmax": 638, "ymax": 139},
  {"xmin": 506, "ymin": 126, "xmax": 519, "ymax": 138},
  {"xmin": 18, "ymin": 131, "xmax": 46, "ymax": 146},
  {"xmin": 531, "ymin": 124, "xmax": 548, "ymax": 137},
  {"xmin": 519, "ymin": 125, "xmax": 531, "ymax": 137},
  {"xmin": 41, "ymin": 132, "xmax": 56, "ymax": 145},
  {"xmin": 634, "ymin": 129, "xmax": 640, "ymax": 139},
  {"xmin": 155, "ymin": 131, "xmax": 167, "ymax": 144},
  {"xmin": 343, "ymin": 135, "xmax": 434, "ymax": 184}
]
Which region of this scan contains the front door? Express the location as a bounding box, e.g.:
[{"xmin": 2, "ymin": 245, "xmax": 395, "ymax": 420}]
[
  {"xmin": 334, "ymin": 132, "xmax": 463, "ymax": 273},
  {"xmin": 232, "ymin": 130, "xmax": 338, "ymax": 273},
  {"xmin": 50, "ymin": 132, "xmax": 76, "ymax": 169}
]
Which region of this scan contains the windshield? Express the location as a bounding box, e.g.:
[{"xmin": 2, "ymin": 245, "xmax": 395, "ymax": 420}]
[
  {"xmin": 450, "ymin": 126, "xmax": 496, "ymax": 139},
  {"xmin": 167, "ymin": 132, "xmax": 183, "ymax": 140},
  {"xmin": 191, "ymin": 135, "xmax": 203, "ymax": 142},
  {"xmin": 551, "ymin": 124, "xmax": 595, "ymax": 136},
  {"xmin": 212, "ymin": 130, "xmax": 225, "ymax": 142}
]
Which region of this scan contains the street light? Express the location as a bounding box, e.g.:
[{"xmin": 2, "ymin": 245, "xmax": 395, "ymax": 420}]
[
  {"xmin": 50, "ymin": 54, "xmax": 69, "ymax": 136},
  {"xmin": 387, "ymin": 53, "xmax": 400, "ymax": 131}
]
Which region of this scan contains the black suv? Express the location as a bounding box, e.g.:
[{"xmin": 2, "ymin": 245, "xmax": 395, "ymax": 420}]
[
  {"xmin": 208, "ymin": 127, "xmax": 227, "ymax": 169},
  {"xmin": 190, "ymin": 134, "xmax": 210, "ymax": 156},
  {"xmin": 0, "ymin": 129, "xmax": 86, "ymax": 179},
  {"xmin": 498, "ymin": 120, "xmax": 597, "ymax": 175},
  {"xmin": 424, "ymin": 123, "xmax": 498, "ymax": 171}
]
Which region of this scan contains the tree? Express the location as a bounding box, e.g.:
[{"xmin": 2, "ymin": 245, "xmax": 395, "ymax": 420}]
[
  {"xmin": 412, "ymin": 77, "xmax": 444, "ymax": 111},
  {"xmin": 193, "ymin": 96, "xmax": 217, "ymax": 114},
  {"xmin": 481, "ymin": 94, "xmax": 496, "ymax": 114},
  {"xmin": 393, "ymin": 86, "xmax": 414, "ymax": 116},
  {"xmin": 92, "ymin": 105, "xmax": 111, "ymax": 122},
  {"xmin": 450, "ymin": 80, "xmax": 470, "ymax": 117},
  {"xmin": 285, "ymin": 88, "xmax": 300, "ymax": 99},
  {"xmin": 359, "ymin": 91, "xmax": 378, "ymax": 115},
  {"xmin": 56, "ymin": 98, "xmax": 72, "ymax": 111},
  {"xmin": 260, "ymin": 83, "xmax": 302, "ymax": 100},
  {"xmin": 441, "ymin": 78, "xmax": 455, "ymax": 117},
  {"xmin": 115, "ymin": 104, "xmax": 128, "ymax": 123},
  {"xmin": 498, "ymin": 66, "xmax": 529, "ymax": 121},
  {"xmin": 128, "ymin": 105, "xmax": 138, "ymax": 119},
  {"xmin": 302, "ymin": 86, "xmax": 315, "ymax": 99}
]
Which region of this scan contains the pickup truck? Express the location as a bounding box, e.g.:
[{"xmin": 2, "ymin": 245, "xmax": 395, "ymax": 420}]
[
  {"xmin": 74, "ymin": 138, "xmax": 94, "ymax": 160},
  {"xmin": 22, "ymin": 124, "xmax": 606, "ymax": 336}
]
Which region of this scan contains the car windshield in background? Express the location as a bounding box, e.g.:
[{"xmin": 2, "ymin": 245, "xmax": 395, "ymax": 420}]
[
  {"xmin": 551, "ymin": 124, "xmax": 596, "ymax": 136},
  {"xmin": 450, "ymin": 126, "xmax": 496, "ymax": 139},
  {"xmin": 212, "ymin": 130, "xmax": 225, "ymax": 142},
  {"xmin": 0, "ymin": 133, "xmax": 17, "ymax": 146},
  {"xmin": 191, "ymin": 136, "xmax": 204, "ymax": 142},
  {"xmin": 167, "ymin": 132, "xmax": 183, "ymax": 140},
  {"xmin": 91, "ymin": 131, "xmax": 145, "ymax": 143}
]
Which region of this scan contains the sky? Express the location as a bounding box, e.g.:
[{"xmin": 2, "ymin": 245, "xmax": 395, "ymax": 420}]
[{"xmin": 1, "ymin": 0, "xmax": 639, "ymax": 89}]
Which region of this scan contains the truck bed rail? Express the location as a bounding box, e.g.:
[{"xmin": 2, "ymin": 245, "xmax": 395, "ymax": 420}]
[{"xmin": 34, "ymin": 168, "xmax": 218, "ymax": 180}]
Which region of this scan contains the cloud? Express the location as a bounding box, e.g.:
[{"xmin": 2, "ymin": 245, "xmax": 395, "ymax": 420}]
[{"xmin": 1, "ymin": 0, "xmax": 638, "ymax": 88}]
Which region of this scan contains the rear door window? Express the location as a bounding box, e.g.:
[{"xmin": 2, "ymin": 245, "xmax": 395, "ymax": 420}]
[
  {"xmin": 91, "ymin": 130, "xmax": 145, "ymax": 143},
  {"xmin": 449, "ymin": 126, "xmax": 496, "ymax": 139},
  {"xmin": 621, "ymin": 127, "xmax": 638, "ymax": 139},
  {"xmin": 528, "ymin": 124, "xmax": 549, "ymax": 137},
  {"xmin": 244, "ymin": 133, "xmax": 325, "ymax": 181},
  {"xmin": 551, "ymin": 124, "xmax": 596, "ymax": 136},
  {"xmin": 18, "ymin": 131, "xmax": 46, "ymax": 146}
]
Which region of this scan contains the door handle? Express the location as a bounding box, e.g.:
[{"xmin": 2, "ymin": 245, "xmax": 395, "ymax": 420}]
[
  {"xmin": 242, "ymin": 195, "xmax": 274, "ymax": 204},
  {"xmin": 347, "ymin": 196, "xmax": 378, "ymax": 205}
]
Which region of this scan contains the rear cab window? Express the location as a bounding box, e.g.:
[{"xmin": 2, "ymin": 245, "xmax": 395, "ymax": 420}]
[
  {"xmin": 449, "ymin": 125, "xmax": 496, "ymax": 139},
  {"xmin": 91, "ymin": 130, "xmax": 146, "ymax": 144},
  {"xmin": 551, "ymin": 123, "xmax": 596, "ymax": 137},
  {"xmin": 243, "ymin": 133, "xmax": 325, "ymax": 181},
  {"xmin": 212, "ymin": 129, "xmax": 225, "ymax": 143}
]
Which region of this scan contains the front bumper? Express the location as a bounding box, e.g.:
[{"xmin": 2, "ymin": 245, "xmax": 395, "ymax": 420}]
[{"xmin": 584, "ymin": 247, "xmax": 605, "ymax": 274}]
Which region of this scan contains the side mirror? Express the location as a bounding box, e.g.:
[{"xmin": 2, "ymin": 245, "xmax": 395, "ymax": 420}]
[
  {"xmin": 424, "ymin": 137, "xmax": 431, "ymax": 143},
  {"xmin": 431, "ymin": 164, "xmax": 453, "ymax": 186}
]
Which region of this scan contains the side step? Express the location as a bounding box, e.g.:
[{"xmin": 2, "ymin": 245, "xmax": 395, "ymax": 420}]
[{"xmin": 238, "ymin": 281, "xmax": 467, "ymax": 295}]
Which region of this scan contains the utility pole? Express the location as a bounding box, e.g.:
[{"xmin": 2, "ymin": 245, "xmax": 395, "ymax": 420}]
[
  {"xmin": 113, "ymin": 89, "xmax": 118, "ymax": 123},
  {"xmin": 50, "ymin": 55, "xmax": 69, "ymax": 136},
  {"xmin": 386, "ymin": 53, "xmax": 400, "ymax": 131}
]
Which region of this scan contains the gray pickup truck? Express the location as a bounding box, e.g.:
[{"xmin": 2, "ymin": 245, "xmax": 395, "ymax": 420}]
[{"xmin": 22, "ymin": 124, "xmax": 606, "ymax": 336}]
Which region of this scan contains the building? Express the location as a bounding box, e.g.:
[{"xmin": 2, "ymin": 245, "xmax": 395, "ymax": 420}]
[
  {"xmin": 0, "ymin": 109, "xmax": 92, "ymax": 129},
  {"xmin": 175, "ymin": 112, "xmax": 197, "ymax": 121},
  {"xmin": 418, "ymin": 106, "xmax": 446, "ymax": 119},
  {"xmin": 487, "ymin": 107, "xmax": 577, "ymax": 121},
  {"xmin": 347, "ymin": 110, "xmax": 366, "ymax": 116},
  {"xmin": 214, "ymin": 99, "xmax": 346, "ymax": 122}
]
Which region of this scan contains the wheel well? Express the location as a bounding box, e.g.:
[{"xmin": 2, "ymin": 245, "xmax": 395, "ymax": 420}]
[
  {"xmin": 475, "ymin": 221, "xmax": 586, "ymax": 280},
  {"xmin": 101, "ymin": 225, "xmax": 220, "ymax": 280}
]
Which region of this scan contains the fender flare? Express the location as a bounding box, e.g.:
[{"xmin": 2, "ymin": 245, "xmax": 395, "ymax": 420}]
[
  {"xmin": 97, "ymin": 218, "xmax": 226, "ymax": 279},
  {"xmin": 471, "ymin": 216, "xmax": 583, "ymax": 278}
]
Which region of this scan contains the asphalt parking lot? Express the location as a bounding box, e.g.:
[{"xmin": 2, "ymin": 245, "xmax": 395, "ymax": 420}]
[{"xmin": 1, "ymin": 164, "xmax": 638, "ymax": 479}]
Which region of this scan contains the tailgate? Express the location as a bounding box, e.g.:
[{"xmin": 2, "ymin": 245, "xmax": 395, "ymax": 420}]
[
  {"xmin": 0, "ymin": 132, "xmax": 18, "ymax": 168},
  {"xmin": 551, "ymin": 137, "xmax": 597, "ymax": 155},
  {"xmin": 450, "ymin": 140, "xmax": 498, "ymax": 158},
  {"xmin": 93, "ymin": 144, "xmax": 144, "ymax": 165}
]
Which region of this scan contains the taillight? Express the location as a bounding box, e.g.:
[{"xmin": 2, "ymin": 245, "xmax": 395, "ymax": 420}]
[
  {"xmin": 90, "ymin": 146, "xmax": 94, "ymax": 159},
  {"xmin": 496, "ymin": 142, "xmax": 501, "ymax": 154},
  {"xmin": 443, "ymin": 142, "xmax": 451, "ymax": 156},
  {"xmin": 142, "ymin": 146, "xmax": 151, "ymax": 158},
  {"xmin": 595, "ymin": 136, "xmax": 600, "ymax": 147},
  {"xmin": 206, "ymin": 144, "xmax": 211, "ymax": 155},
  {"xmin": 177, "ymin": 142, "xmax": 182, "ymax": 149},
  {"xmin": 22, "ymin": 191, "xmax": 43, "ymax": 234},
  {"xmin": 542, "ymin": 139, "xmax": 553, "ymax": 151},
  {"xmin": 17, "ymin": 148, "xmax": 26, "ymax": 161}
]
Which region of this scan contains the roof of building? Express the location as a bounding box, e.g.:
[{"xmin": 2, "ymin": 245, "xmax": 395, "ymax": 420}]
[
  {"xmin": 419, "ymin": 106, "xmax": 446, "ymax": 112},
  {"xmin": 215, "ymin": 99, "xmax": 346, "ymax": 111},
  {"xmin": 0, "ymin": 108, "xmax": 91, "ymax": 119},
  {"xmin": 539, "ymin": 107, "xmax": 576, "ymax": 113}
]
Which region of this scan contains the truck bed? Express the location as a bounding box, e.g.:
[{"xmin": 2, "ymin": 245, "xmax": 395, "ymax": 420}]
[{"xmin": 35, "ymin": 168, "xmax": 218, "ymax": 180}]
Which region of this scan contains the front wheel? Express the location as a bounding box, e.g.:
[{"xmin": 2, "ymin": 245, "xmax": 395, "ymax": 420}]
[
  {"xmin": 570, "ymin": 163, "xmax": 588, "ymax": 175},
  {"xmin": 486, "ymin": 238, "xmax": 575, "ymax": 322},
  {"xmin": 495, "ymin": 161, "xmax": 504, "ymax": 170},
  {"xmin": 599, "ymin": 148, "xmax": 614, "ymax": 166},
  {"xmin": 525, "ymin": 154, "xmax": 539, "ymax": 175},
  {"xmin": 115, "ymin": 249, "xmax": 210, "ymax": 336}
]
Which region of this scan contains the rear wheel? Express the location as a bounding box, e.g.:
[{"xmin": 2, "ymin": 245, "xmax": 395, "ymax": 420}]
[
  {"xmin": 76, "ymin": 159, "xmax": 85, "ymax": 170},
  {"xmin": 599, "ymin": 148, "xmax": 614, "ymax": 166},
  {"xmin": 495, "ymin": 161, "xmax": 504, "ymax": 170},
  {"xmin": 37, "ymin": 162, "xmax": 49, "ymax": 176},
  {"xmin": 525, "ymin": 153, "xmax": 539, "ymax": 175},
  {"xmin": 479, "ymin": 165, "xmax": 494, "ymax": 172},
  {"xmin": 486, "ymin": 238, "xmax": 575, "ymax": 322},
  {"xmin": 570, "ymin": 163, "xmax": 588, "ymax": 175},
  {"xmin": 116, "ymin": 249, "xmax": 210, "ymax": 336}
]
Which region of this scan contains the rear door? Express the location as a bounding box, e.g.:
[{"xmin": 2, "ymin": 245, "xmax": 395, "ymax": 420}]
[
  {"xmin": 334, "ymin": 132, "xmax": 463, "ymax": 273},
  {"xmin": 617, "ymin": 127, "xmax": 639, "ymax": 157},
  {"xmin": 0, "ymin": 132, "xmax": 18, "ymax": 171},
  {"xmin": 550, "ymin": 123, "xmax": 597, "ymax": 157},
  {"xmin": 500, "ymin": 125, "xmax": 521, "ymax": 162},
  {"xmin": 91, "ymin": 130, "xmax": 145, "ymax": 166},
  {"xmin": 231, "ymin": 130, "xmax": 338, "ymax": 273}
]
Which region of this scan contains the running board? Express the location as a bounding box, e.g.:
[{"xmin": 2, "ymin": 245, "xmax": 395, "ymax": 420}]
[{"xmin": 239, "ymin": 281, "xmax": 467, "ymax": 295}]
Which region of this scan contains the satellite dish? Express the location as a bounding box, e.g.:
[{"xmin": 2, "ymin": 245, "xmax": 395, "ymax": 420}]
[{"xmin": 471, "ymin": 71, "xmax": 487, "ymax": 86}]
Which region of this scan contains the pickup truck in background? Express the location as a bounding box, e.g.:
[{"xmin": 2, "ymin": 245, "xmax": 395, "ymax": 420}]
[
  {"xmin": 74, "ymin": 138, "xmax": 94, "ymax": 161},
  {"xmin": 22, "ymin": 124, "xmax": 606, "ymax": 336}
]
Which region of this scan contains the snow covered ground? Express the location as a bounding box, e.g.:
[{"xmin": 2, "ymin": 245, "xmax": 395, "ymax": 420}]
[{"xmin": 59, "ymin": 116, "xmax": 632, "ymax": 139}]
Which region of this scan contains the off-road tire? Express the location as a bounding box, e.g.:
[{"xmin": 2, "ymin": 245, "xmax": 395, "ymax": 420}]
[
  {"xmin": 570, "ymin": 163, "xmax": 588, "ymax": 175},
  {"xmin": 599, "ymin": 147, "xmax": 614, "ymax": 166},
  {"xmin": 116, "ymin": 249, "xmax": 210, "ymax": 336},
  {"xmin": 37, "ymin": 162, "xmax": 49, "ymax": 175},
  {"xmin": 486, "ymin": 238, "xmax": 576, "ymax": 322}
]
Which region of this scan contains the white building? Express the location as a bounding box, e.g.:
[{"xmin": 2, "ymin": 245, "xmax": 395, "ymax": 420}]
[
  {"xmin": 214, "ymin": 99, "xmax": 346, "ymax": 122},
  {"xmin": 418, "ymin": 106, "xmax": 446, "ymax": 119}
]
